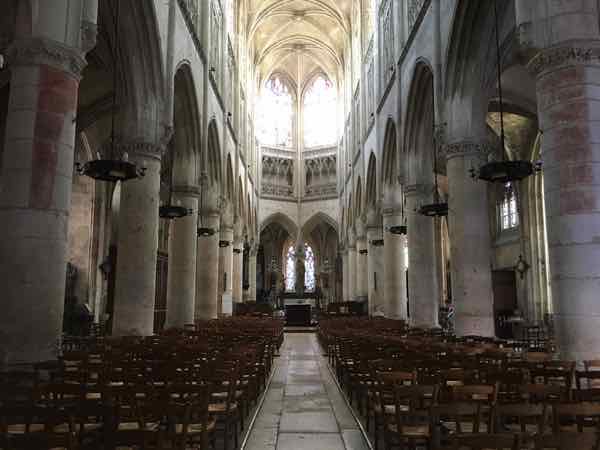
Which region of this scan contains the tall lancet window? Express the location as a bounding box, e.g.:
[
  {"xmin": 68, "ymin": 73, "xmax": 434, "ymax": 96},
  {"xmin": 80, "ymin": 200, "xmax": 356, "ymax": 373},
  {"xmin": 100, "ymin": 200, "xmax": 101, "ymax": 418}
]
[
  {"xmin": 257, "ymin": 76, "xmax": 293, "ymax": 147},
  {"xmin": 304, "ymin": 244, "xmax": 316, "ymax": 292},
  {"xmin": 285, "ymin": 246, "xmax": 296, "ymax": 292},
  {"xmin": 303, "ymin": 75, "xmax": 337, "ymax": 148}
]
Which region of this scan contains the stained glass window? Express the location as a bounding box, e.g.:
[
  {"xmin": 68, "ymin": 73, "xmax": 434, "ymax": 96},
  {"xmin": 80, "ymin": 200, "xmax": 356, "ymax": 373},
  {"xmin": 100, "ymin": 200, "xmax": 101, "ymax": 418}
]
[
  {"xmin": 303, "ymin": 76, "xmax": 337, "ymax": 148},
  {"xmin": 257, "ymin": 76, "xmax": 293, "ymax": 147},
  {"xmin": 285, "ymin": 246, "xmax": 295, "ymax": 292},
  {"xmin": 304, "ymin": 244, "xmax": 316, "ymax": 292},
  {"xmin": 500, "ymin": 182, "xmax": 519, "ymax": 231}
]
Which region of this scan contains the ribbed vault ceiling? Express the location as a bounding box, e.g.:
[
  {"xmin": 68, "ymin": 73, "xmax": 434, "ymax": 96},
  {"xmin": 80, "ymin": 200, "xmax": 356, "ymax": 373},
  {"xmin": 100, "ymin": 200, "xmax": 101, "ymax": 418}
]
[{"xmin": 248, "ymin": 0, "xmax": 353, "ymax": 89}]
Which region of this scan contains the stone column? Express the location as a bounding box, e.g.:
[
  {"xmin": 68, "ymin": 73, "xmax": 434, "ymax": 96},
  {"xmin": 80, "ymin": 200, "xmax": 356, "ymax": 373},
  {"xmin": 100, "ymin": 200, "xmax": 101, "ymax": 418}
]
[
  {"xmin": 355, "ymin": 220, "xmax": 369, "ymax": 305},
  {"xmin": 195, "ymin": 213, "xmax": 220, "ymax": 320},
  {"xmin": 347, "ymin": 233, "xmax": 357, "ymax": 302},
  {"xmin": 0, "ymin": 38, "xmax": 87, "ymax": 364},
  {"xmin": 342, "ymin": 248, "xmax": 349, "ymax": 302},
  {"xmin": 218, "ymin": 227, "xmax": 234, "ymax": 316},
  {"xmin": 445, "ymin": 142, "xmax": 495, "ymax": 337},
  {"xmin": 165, "ymin": 189, "xmax": 198, "ymax": 328},
  {"xmin": 383, "ymin": 207, "xmax": 408, "ymax": 319},
  {"xmin": 529, "ymin": 40, "xmax": 600, "ymax": 359},
  {"xmin": 232, "ymin": 234, "xmax": 244, "ymax": 304},
  {"xmin": 112, "ymin": 143, "xmax": 162, "ymax": 336},
  {"xmin": 405, "ymin": 186, "xmax": 439, "ymax": 328},
  {"xmin": 367, "ymin": 226, "xmax": 385, "ymax": 316},
  {"xmin": 248, "ymin": 245, "xmax": 258, "ymax": 302}
]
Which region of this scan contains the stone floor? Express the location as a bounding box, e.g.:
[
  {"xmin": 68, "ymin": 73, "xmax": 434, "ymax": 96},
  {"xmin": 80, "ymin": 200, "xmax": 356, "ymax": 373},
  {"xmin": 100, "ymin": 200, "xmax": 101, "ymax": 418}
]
[{"xmin": 243, "ymin": 333, "xmax": 370, "ymax": 450}]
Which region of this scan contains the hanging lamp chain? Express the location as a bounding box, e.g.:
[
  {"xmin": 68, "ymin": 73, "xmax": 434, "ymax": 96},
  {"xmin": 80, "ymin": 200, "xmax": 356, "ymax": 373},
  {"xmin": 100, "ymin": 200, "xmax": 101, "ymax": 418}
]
[
  {"xmin": 109, "ymin": 0, "xmax": 121, "ymax": 161},
  {"xmin": 494, "ymin": 0, "xmax": 506, "ymax": 161}
]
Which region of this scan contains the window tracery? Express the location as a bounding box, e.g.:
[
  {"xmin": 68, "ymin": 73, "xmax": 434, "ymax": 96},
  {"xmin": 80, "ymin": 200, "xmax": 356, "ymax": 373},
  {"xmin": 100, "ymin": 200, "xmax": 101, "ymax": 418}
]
[
  {"xmin": 303, "ymin": 76, "xmax": 337, "ymax": 148},
  {"xmin": 284, "ymin": 244, "xmax": 316, "ymax": 292},
  {"xmin": 257, "ymin": 76, "xmax": 294, "ymax": 147},
  {"xmin": 500, "ymin": 183, "xmax": 519, "ymax": 231}
]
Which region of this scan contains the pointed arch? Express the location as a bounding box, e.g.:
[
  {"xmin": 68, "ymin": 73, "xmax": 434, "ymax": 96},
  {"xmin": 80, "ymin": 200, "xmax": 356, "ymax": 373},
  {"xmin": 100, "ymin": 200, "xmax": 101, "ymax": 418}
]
[
  {"xmin": 404, "ymin": 62, "xmax": 435, "ymax": 187},
  {"xmin": 381, "ymin": 118, "xmax": 398, "ymax": 187},
  {"xmin": 260, "ymin": 212, "xmax": 298, "ymax": 239},
  {"xmin": 301, "ymin": 212, "xmax": 339, "ymax": 240},
  {"xmin": 366, "ymin": 152, "xmax": 378, "ymax": 208},
  {"xmin": 207, "ymin": 119, "xmax": 222, "ymax": 188},
  {"xmin": 225, "ymin": 153, "xmax": 234, "ymax": 202},
  {"xmin": 354, "ymin": 177, "xmax": 363, "ymax": 220}
]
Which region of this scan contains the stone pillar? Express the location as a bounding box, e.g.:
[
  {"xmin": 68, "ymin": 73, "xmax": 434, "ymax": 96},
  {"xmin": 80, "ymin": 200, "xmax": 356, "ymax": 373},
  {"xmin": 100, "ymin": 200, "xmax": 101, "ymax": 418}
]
[
  {"xmin": 367, "ymin": 226, "xmax": 385, "ymax": 316},
  {"xmin": 248, "ymin": 245, "xmax": 258, "ymax": 302},
  {"xmin": 355, "ymin": 221, "xmax": 369, "ymax": 305},
  {"xmin": 405, "ymin": 186, "xmax": 439, "ymax": 328},
  {"xmin": 218, "ymin": 227, "xmax": 234, "ymax": 316},
  {"xmin": 445, "ymin": 142, "xmax": 495, "ymax": 337},
  {"xmin": 195, "ymin": 213, "xmax": 220, "ymax": 320},
  {"xmin": 112, "ymin": 144, "xmax": 162, "ymax": 336},
  {"xmin": 232, "ymin": 235, "xmax": 244, "ymax": 304},
  {"xmin": 347, "ymin": 234, "xmax": 357, "ymax": 302},
  {"xmin": 383, "ymin": 207, "xmax": 408, "ymax": 319},
  {"xmin": 0, "ymin": 38, "xmax": 87, "ymax": 364},
  {"xmin": 165, "ymin": 189, "xmax": 198, "ymax": 328},
  {"xmin": 530, "ymin": 40, "xmax": 600, "ymax": 359},
  {"xmin": 342, "ymin": 248, "xmax": 349, "ymax": 302}
]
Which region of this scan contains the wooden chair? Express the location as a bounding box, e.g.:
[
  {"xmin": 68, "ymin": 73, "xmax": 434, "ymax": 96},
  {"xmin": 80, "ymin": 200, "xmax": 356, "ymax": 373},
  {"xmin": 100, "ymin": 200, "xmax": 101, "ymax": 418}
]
[
  {"xmin": 383, "ymin": 385, "xmax": 439, "ymax": 450},
  {"xmin": 533, "ymin": 432, "xmax": 600, "ymax": 450},
  {"xmin": 166, "ymin": 384, "xmax": 216, "ymax": 450},
  {"xmin": 450, "ymin": 433, "xmax": 519, "ymax": 450},
  {"xmin": 553, "ymin": 402, "xmax": 600, "ymax": 433},
  {"xmin": 492, "ymin": 403, "xmax": 549, "ymax": 435}
]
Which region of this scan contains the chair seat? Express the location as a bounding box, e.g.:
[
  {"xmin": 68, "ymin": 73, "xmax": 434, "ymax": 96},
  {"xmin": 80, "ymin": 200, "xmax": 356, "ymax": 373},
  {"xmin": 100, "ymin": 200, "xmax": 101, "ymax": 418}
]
[
  {"xmin": 174, "ymin": 417, "xmax": 217, "ymax": 434},
  {"xmin": 209, "ymin": 402, "xmax": 238, "ymax": 413},
  {"xmin": 6, "ymin": 423, "xmax": 46, "ymax": 434},
  {"xmin": 117, "ymin": 421, "xmax": 160, "ymax": 432},
  {"xmin": 386, "ymin": 424, "xmax": 430, "ymax": 438}
]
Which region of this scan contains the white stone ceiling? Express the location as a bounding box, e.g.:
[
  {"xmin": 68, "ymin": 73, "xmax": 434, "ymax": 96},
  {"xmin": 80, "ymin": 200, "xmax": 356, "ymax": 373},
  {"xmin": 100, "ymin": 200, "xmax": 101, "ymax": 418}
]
[{"xmin": 247, "ymin": 0, "xmax": 353, "ymax": 90}]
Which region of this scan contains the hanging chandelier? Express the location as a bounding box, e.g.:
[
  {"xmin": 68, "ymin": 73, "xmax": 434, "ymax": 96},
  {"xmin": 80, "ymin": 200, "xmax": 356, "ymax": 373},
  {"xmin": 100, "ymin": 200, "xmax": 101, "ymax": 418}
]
[
  {"xmin": 472, "ymin": 0, "xmax": 540, "ymax": 183},
  {"xmin": 197, "ymin": 177, "xmax": 217, "ymax": 236},
  {"xmin": 389, "ymin": 189, "xmax": 409, "ymax": 234},
  {"xmin": 159, "ymin": 201, "xmax": 193, "ymax": 220},
  {"xmin": 418, "ymin": 125, "xmax": 448, "ymax": 217},
  {"xmin": 76, "ymin": 0, "xmax": 145, "ymax": 183}
]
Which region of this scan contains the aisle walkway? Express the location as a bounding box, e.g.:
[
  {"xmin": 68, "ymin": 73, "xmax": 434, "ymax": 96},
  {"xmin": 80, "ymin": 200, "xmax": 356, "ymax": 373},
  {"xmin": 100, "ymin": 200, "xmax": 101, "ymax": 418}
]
[{"xmin": 244, "ymin": 333, "xmax": 370, "ymax": 450}]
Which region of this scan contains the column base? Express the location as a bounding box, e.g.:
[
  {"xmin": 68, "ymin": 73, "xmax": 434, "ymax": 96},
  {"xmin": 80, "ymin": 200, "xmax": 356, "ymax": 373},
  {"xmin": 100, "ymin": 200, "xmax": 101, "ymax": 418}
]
[
  {"xmin": 454, "ymin": 315, "xmax": 495, "ymax": 338},
  {"xmin": 555, "ymin": 314, "xmax": 600, "ymax": 361}
]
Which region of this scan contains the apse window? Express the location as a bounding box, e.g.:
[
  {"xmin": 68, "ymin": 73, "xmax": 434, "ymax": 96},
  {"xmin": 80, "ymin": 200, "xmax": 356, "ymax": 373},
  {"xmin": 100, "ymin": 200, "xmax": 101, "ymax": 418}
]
[
  {"xmin": 285, "ymin": 246, "xmax": 296, "ymax": 292},
  {"xmin": 257, "ymin": 75, "xmax": 293, "ymax": 147},
  {"xmin": 500, "ymin": 182, "xmax": 519, "ymax": 231},
  {"xmin": 284, "ymin": 244, "xmax": 316, "ymax": 292},
  {"xmin": 303, "ymin": 75, "xmax": 337, "ymax": 148}
]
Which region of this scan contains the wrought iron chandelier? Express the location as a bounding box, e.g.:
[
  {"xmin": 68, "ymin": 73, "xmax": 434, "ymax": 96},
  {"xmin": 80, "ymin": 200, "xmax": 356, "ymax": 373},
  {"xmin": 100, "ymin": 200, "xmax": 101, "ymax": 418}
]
[
  {"xmin": 471, "ymin": 0, "xmax": 540, "ymax": 183},
  {"xmin": 389, "ymin": 188, "xmax": 408, "ymax": 234},
  {"xmin": 197, "ymin": 178, "xmax": 217, "ymax": 237},
  {"xmin": 76, "ymin": 0, "xmax": 145, "ymax": 183}
]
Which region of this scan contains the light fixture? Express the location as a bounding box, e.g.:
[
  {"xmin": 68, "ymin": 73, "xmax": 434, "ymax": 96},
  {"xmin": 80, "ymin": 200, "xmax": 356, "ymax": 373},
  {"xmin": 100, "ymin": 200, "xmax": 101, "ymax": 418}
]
[
  {"xmin": 514, "ymin": 254, "xmax": 530, "ymax": 279},
  {"xmin": 75, "ymin": 0, "xmax": 145, "ymax": 183},
  {"xmin": 197, "ymin": 178, "xmax": 216, "ymax": 237},
  {"xmin": 388, "ymin": 225, "xmax": 407, "ymax": 235},
  {"xmin": 159, "ymin": 175, "xmax": 193, "ymax": 220},
  {"xmin": 418, "ymin": 120, "xmax": 448, "ymax": 217},
  {"xmin": 370, "ymin": 239, "xmax": 384, "ymax": 247},
  {"xmin": 219, "ymin": 240, "xmax": 231, "ymax": 248},
  {"xmin": 359, "ymin": 249, "xmax": 368, "ymax": 255},
  {"xmin": 471, "ymin": 0, "xmax": 540, "ymax": 184},
  {"xmin": 233, "ymin": 248, "xmax": 242, "ymax": 254}
]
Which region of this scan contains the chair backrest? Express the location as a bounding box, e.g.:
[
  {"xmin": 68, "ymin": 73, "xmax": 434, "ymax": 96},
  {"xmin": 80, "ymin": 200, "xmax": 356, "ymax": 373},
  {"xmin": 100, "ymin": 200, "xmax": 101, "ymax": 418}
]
[
  {"xmin": 534, "ymin": 432, "xmax": 599, "ymax": 450},
  {"xmin": 492, "ymin": 403, "xmax": 549, "ymax": 434},
  {"xmin": 553, "ymin": 402, "xmax": 600, "ymax": 433},
  {"xmin": 451, "ymin": 433, "xmax": 518, "ymax": 450}
]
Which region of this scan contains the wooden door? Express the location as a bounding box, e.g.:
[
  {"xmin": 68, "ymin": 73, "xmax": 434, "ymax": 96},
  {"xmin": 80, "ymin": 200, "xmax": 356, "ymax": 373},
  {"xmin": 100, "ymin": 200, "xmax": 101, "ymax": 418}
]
[{"xmin": 492, "ymin": 270, "xmax": 518, "ymax": 338}]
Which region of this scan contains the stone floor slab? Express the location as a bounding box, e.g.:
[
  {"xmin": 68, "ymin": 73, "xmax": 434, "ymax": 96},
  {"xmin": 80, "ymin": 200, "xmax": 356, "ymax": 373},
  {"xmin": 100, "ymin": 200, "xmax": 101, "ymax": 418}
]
[
  {"xmin": 276, "ymin": 433, "xmax": 345, "ymax": 450},
  {"xmin": 279, "ymin": 411, "xmax": 339, "ymax": 433}
]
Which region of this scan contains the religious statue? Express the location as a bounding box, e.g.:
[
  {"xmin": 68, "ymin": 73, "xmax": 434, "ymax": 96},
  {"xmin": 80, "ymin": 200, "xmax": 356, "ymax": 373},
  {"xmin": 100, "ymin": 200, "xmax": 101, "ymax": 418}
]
[{"xmin": 295, "ymin": 244, "xmax": 305, "ymax": 295}]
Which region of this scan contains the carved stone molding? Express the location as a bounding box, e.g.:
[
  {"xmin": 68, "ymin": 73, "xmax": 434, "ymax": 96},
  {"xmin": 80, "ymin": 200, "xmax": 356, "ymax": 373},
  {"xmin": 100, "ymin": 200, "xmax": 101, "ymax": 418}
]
[
  {"xmin": 172, "ymin": 184, "xmax": 202, "ymax": 197},
  {"xmin": 108, "ymin": 141, "xmax": 163, "ymax": 162},
  {"xmin": 528, "ymin": 44, "xmax": 600, "ymax": 76},
  {"xmin": 443, "ymin": 141, "xmax": 496, "ymax": 161},
  {"xmin": 381, "ymin": 204, "xmax": 403, "ymax": 217},
  {"xmin": 80, "ymin": 21, "xmax": 98, "ymax": 53},
  {"xmin": 8, "ymin": 38, "xmax": 87, "ymax": 79}
]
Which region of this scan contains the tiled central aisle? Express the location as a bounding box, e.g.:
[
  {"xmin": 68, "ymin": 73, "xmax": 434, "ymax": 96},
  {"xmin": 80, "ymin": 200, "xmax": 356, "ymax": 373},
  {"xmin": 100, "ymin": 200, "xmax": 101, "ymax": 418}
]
[{"xmin": 244, "ymin": 333, "xmax": 370, "ymax": 450}]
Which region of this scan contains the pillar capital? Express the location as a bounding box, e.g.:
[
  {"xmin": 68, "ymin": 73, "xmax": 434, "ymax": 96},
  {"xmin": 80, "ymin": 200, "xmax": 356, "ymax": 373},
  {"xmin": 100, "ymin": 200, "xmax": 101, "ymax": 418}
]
[
  {"xmin": 528, "ymin": 42, "xmax": 600, "ymax": 76},
  {"xmin": 172, "ymin": 185, "xmax": 201, "ymax": 198},
  {"xmin": 105, "ymin": 140, "xmax": 163, "ymax": 163},
  {"xmin": 8, "ymin": 37, "xmax": 87, "ymax": 79},
  {"xmin": 382, "ymin": 203, "xmax": 403, "ymax": 217},
  {"xmin": 443, "ymin": 140, "xmax": 496, "ymax": 162}
]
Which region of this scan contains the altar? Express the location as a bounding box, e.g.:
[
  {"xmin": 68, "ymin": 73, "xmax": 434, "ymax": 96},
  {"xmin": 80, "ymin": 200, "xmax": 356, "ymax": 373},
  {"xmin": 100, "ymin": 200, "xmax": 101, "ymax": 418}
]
[{"xmin": 282, "ymin": 295, "xmax": 316, "ymax": 326}]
